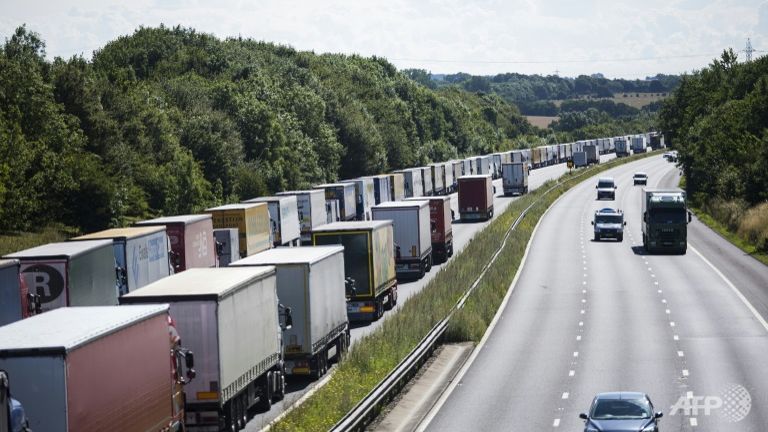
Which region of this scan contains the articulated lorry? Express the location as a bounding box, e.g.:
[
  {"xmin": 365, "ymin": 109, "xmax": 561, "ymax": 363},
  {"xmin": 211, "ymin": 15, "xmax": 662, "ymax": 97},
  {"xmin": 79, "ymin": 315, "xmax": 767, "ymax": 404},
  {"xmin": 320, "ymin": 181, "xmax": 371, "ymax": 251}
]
[
  {"xmin": 231, "ymin": 246, "xmax": 349, "ymax": 379},
  {"xmin": 316, "ymin": 183, "xmax": 357, "ymax": 221},
  {"xmin": 122, "ymin": 267, "xmax": 286, "ymax": 430},
  {"xmin": 631, "ymin": 135, "xmax": 647, "ymax": 154},
  {"xmin": 372, "ymin": 201, "xmax": 432, "ymax": 280},
  {"xmin": 0, "ymin": 260, "xmax": 33, "ymax": 327},
  {"xmin": 584, "ymin": 143, "xmax": 599, "ymax": 165},
  {"xmin": 0, "ymin": 305, "xmax": 194, "ymax": 432},
  {"xmin": 277, "ymin": 190, "xmax": 327, "ymax": 244},
  {"xmin": 458, "ymin": 175, "xmax": 494, "ymax": 221},
  {"xmin": 502, "ymin": 162, "xmax": 528, "ymax": 196},
  {"xmin": 397, "ymin": 168, "xmax": 423, "ymax": 198},
  {"xmin": 4, "ymin": 241, "xmax": 117, "ymax": 312},
  {"xmin": 312, "ymin": 221, "xmax": 397, "ymax": 321},
  {"xmin": 135, "ymin": 214, "xmax": 216, "ymax": 272},
  {"xmin": 243, "ymin": 196, "xmax": 301, "ymax": 247},
  {"xmin": 206, "ymin": 203, "xmax": 272, "ymax": 258},
  {"xmin": 71, "ymin": 227, "xmax": 171, "ymax": 296},
  {"xmin": 389, "ymin": 172, "xmax": 405, "ymax": 201},
  {"xmin": 614, "ymin": 137, "xmax": 629, "ymax": 157},
  {"xmin": 213, "ymin": 229, "xmax": 239, "ymax": 267},
  {"xmin": 641, "ymin": 188, "xmax": 691, "ymax": 254},
  {"xmin": 406, "ymin": 196, "xmax": 453, "ymax": 264},
  {"xmin": 340, "ymin": 178, "xmax": 375, "ymax": 221}
]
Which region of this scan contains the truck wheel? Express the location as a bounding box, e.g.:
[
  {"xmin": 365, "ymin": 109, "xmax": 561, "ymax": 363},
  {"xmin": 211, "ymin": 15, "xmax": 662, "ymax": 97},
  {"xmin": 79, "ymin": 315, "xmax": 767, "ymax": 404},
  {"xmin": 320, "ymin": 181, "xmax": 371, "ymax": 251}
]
[
  {"xmin": 273, "ymin": 371, "xmax": 286, "ymax": 401},
  {"xmin": 448, "ymin": 243, "xmax": 454, "ymax": 257},
  {"xmin": 426, "ymin": 255, "xmax": 433, "ymax": 272},
  {"xmin": 256, "ymin": 376, "xmax": 273, "ymax": 411},
  {"xmin": 488, "ymin": 209, "xmax": 494, "ymax": 219},
  {"xmin": 594, "ymin": 233, "xmax": 599, "ymax": 241},
  {"xmin": 237, "ymin": 394, "xmax": 248, "ymax": 429},
  {"xmin": 618, "ymin": 234, "xmax": 623, "ymax": 242}
]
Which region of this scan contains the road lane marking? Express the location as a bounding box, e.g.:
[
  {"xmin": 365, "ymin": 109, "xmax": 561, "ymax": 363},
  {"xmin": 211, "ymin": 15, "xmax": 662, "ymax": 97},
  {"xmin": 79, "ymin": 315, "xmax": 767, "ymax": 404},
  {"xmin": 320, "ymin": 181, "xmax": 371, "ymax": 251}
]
[
  {"xmin": 553, "ymin": 418, "xmax": 560, "ymax": 427},
  {"xmin": 690, "ymin": 417, "xmax": 698, "ymax": 426},
  {"xmin": 682, "ymin": 369, "xmax": 689, "ymax": 377},
  {"xmin": 678, "ymin": 351, "xmax": 684, "ymax": 357},
  {"xmin": 690, "ymin": 244, "xmax": 768, "ymax": 333},
  {"xmin": 569, "ymin": 370, "xmax": 575, "ymax": 377},
  {"xmin": 673, "ymin": 335, "xmax": 679, "ymax": 341},
  {"xmin": 666, "ymin": 309, "xmax": 671, "ymax": 314},
  {"xmin": 573, "ymin": 352, "xmax": 579, "ymax": 357},
  {"xmin": 576, "ymin": 335, "xmax": 581, "ymax": 341},
  {"xmin": 670, "ymin": 321, "xmax": 676, "ymax": 327},
  {"xmin": 562, "ymin": 392, "xmax": 569, "ymax": 399},
  {"xmin": 579, "ymin": 322, "xmax": 584, "ymax": 326}
]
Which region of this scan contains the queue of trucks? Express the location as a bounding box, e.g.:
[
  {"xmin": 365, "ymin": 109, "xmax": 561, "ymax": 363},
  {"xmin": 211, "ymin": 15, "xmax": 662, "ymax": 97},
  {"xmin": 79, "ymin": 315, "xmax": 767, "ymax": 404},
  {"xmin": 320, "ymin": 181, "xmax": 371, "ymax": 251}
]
[{"xmin": 0, "ymin": 132, "xmax": 655, "ymax": 430}]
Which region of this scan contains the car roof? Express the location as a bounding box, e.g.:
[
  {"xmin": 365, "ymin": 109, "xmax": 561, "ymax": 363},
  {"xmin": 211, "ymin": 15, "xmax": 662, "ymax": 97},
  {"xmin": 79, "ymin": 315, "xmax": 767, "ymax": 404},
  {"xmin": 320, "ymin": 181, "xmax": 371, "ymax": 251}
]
[
  {"xmin": 634, "ymin": 172, "xmax": 647, "ymax": 176},
  {"xmin": 598, "ymin": 177, "xmax": 614, "ymax": 182},
  {"xmin": 595, "ymin": 208, "xmax": 622, "ymax": 215},
  {"xmin": 594, "ymin": 392, "xmax": 648, "ymax": 400}
]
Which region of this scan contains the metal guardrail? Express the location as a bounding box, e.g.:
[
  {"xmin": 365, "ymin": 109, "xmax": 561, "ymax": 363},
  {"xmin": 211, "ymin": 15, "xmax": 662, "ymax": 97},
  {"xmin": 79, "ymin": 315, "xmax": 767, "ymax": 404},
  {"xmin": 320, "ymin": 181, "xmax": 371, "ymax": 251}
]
[
  {"xmin": 330, "ymin": 178, "xmax": 569, "ymax": 431},
  {"xmin": 328, "ymin": 154, "xmax": 643, "ymax": 431}
]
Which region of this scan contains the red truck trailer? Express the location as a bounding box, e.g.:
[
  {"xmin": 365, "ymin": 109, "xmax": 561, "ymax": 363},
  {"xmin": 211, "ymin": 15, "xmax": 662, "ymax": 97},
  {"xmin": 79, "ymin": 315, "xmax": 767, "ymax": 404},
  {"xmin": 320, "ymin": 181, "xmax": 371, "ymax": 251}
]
[
  {"xmin": 406, "ymin": 196, "xmax": 453, "ymax": 263},
  {"xmin": 0, "ymin": 305, "xmax": 194, "ymax": 432},
  {"xmin": 135, "ymin": 214, "xmax": 216, "ymax": 272},
  {"xmin": 458, "ymin": 175, "xmax": 494, "ymax": 222}
]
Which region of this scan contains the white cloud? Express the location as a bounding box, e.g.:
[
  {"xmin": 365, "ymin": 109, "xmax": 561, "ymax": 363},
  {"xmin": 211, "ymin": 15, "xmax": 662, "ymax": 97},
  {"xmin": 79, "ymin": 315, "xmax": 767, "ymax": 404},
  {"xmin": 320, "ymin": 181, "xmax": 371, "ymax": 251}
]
[{"xmin": 0, "ymin": 0, "xmax": 763, "ymax": 78}]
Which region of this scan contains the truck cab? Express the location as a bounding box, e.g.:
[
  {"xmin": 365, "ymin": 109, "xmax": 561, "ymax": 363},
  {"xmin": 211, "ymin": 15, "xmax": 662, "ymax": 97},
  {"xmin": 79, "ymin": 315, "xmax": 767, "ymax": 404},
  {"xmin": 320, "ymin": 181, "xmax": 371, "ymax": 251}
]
[
  {"xmin": 592, "ymin": 208, "xmax": 625, "ymax": 242},
  {"xmin": 641, "ymin": 188, "xmax": 691, "ymax": 254},
  {"xmin": 596, "ymin": 177, "xmax": 617, "ymax": 200}
]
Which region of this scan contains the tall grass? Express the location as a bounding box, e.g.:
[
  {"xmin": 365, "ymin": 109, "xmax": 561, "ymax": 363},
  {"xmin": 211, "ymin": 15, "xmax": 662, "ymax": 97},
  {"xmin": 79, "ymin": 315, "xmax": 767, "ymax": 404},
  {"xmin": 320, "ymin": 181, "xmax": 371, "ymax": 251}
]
[
  {"xmin": 270, "ymin": 152, "xmax": 659, "ymax": 431},
  {"xmin": 0, "ymin": 225, "xmax": 77, "ymax": 257}
]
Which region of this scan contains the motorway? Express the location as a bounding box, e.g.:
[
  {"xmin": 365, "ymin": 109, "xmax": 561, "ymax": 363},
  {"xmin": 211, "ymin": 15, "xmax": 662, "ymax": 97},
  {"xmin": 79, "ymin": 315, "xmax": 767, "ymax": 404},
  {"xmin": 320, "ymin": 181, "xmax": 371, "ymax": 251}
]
[
  {"xmin": 422, "ymin": 155, "xmax": 768, "ymax": 431},
  {"xmin": 246, "ymin": 155, "xmax": 616, "ymax": 430}
]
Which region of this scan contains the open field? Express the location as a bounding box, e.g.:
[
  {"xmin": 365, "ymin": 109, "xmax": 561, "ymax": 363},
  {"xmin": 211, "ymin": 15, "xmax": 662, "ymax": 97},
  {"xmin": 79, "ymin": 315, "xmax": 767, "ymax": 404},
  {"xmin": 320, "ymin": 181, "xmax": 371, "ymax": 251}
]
[
  {"xmin": 551, "ymin": 92, "xmax": 669, "ymax": 109},
  {"xmin": 525, "ymin": 116, "xmax": 559, "ymax": 128}
]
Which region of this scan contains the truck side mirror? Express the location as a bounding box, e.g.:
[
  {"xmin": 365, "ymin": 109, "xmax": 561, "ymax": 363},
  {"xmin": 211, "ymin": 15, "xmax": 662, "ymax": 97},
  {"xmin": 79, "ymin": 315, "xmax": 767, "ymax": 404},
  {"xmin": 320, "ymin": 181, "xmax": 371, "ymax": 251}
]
[
  {"xmin": 623, "ymin": 221, "xmax": 627, "ymax": 226},
  {"xmin": 643, "ymin": 212, "xmax": 648, "ymax": 222},
  {"xmin": 688, "ymin": 212, "xmax": 692, "ymax": 223},
  {"xmin": 184, "ymin": 351, "xmax": 195, "ymax": 369},
  {"xmin": 591, "ymin": 221, "xmax": 594, "ymax": 225}
]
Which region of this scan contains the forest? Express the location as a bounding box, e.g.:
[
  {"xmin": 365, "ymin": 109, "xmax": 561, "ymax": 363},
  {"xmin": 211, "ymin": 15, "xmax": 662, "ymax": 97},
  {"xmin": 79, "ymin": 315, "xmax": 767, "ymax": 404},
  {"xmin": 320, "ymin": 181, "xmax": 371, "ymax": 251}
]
[
  {"xmin": 659, "ymin": 49, "xmax": 768, "ymax": 249},
  {"xmin": 0, "ymin": 25, "xmax": 534, "ymax": 233}
]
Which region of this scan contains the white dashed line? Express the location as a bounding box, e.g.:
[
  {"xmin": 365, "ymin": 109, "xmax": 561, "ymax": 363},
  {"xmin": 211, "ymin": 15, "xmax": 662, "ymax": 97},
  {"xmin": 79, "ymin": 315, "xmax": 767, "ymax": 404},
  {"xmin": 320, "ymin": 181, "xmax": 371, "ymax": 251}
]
[
  {"xmin": 666, "ymin": 309, "xmax": 671, "ymax": 314},
  {"xmin": 553, "ymin": 418, "xmax": 561, "ymax": 427},
  {"xmin": 682, "ymin": 369, "xmax": 689, "ymax": 377},
  {"xmin": 573, "ymin": 352, "xmax": 579, "ymax": 357},
  {"xmin": 562, "ymin": 392, "xmax": 569, "ymax": 399},
  {"xmin": 670, "ymin": 321, "xmax": 676, "ymax": 327},
  {"xmin": 673, "ymin": 335, "xmax": 679, "ymax": 341},
  {"xmin": 569, "ymin": 370, "xmax": 575, "ymax": 377},
  {"xmin": 580, "ymin": 310, "xmax": 585, "ymax": 314},
  {"xmin": 576, "ymin": 335, "xmax": 582, "ymax": 341},
  {"xmin": 690, "ymin": 417, "xmax": 698, "ymax": 426},
  {"xmin": 687, "ymin": 391, "xmax": 694, "ymax": 399},
  {"xmin": 678, "ymin": 351, "xmax": 685, "ymax": 357},
  {"xmin": 657, "ymin": 289, "xmax": 662, "ymax": 294},
  {"xmin": 579, "ymin": 322, "xmax": 584, "ymax": 327},
  {"xmin": 661, "ymin": 299, "xmax": 667, "ymax": 303}
]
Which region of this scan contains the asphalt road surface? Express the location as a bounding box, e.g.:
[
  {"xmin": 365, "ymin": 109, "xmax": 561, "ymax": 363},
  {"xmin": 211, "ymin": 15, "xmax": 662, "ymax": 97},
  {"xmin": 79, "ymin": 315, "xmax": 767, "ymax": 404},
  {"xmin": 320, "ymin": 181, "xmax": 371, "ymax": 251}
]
[
  {"xmin": 245, "ymin": 154, "xmax": 616, "ymax": 430},
  {"xmin": 423, "ymin": 155, "xmax": 768, "ymax": 432}
]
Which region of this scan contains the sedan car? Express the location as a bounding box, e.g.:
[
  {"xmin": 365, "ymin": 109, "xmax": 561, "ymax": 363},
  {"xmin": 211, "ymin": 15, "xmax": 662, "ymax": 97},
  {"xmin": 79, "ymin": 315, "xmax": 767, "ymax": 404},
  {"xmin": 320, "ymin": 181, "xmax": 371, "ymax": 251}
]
[
  {"xmin": 633, "ymin": 172, "xmax": 648, "ymax": 185},
  {"xmin": 580, "ymin": 392, "xmax": 663, "ymax": 432}
]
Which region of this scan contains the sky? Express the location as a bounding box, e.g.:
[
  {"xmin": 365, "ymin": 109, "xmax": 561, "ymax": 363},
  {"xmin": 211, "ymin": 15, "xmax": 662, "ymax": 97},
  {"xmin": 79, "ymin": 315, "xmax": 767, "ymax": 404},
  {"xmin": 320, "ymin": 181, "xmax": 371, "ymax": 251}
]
[{"xmin": 1, "ymin": 0, "xmax": 766, "ymax": 79}]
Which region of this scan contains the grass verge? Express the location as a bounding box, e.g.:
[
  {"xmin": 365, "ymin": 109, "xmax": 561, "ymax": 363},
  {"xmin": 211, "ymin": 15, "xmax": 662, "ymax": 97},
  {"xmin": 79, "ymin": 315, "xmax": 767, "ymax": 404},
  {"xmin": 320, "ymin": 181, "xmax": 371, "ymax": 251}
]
[
  {"xmin": 0, "ymin": 225, "xmax": 76, "ymax": 257},
  {"xmin": 271, "ymin": 152, "xmax": 659, "ymax": 431},
  {"xmin": 689, "ymin": 207, "xmax": 768, "ymax": 267}
]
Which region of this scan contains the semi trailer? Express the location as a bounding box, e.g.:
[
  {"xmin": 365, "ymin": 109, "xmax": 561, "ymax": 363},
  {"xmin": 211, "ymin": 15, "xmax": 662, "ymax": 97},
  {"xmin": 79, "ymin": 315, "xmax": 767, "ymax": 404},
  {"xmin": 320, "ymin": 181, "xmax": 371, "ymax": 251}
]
[
  {"xmin": 135, "ymin": 214, "xmax": 216, "ymax": 272},
  {"xmin": 206, "ymin": 203, "xmax": 272, "ymax": 258},
  {"xmin": 458, "ymin": 175, "xmax": 494, "ymax": 221},
  {"xmin": 372, "ymin": 200, "xmax": 432, "ymax": 280},
  {"xmin": 276, "ymin": 190, "xmax": 327, "ymax": 244},
  {"xmin": 243, "ymin": 196, "xmax": 301, "ymax": 247},
  {"xmin": 502, "ymin": 162, "xmax": 528, "ymax": 196},
  {"xmin": 405, "ymin": 196, "xmax": 453, "ymax": 264}
]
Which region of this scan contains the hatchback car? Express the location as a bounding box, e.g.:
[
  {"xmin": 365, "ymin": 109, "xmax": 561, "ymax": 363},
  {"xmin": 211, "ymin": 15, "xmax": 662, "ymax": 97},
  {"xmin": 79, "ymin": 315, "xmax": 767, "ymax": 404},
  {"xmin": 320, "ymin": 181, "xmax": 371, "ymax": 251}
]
[
  {"xmin": 596, "ymin": 177, "xmax": 617, "ymax": 200},
  {"xmin": 580, "ymin": 392, "xmax": 662, "ymax": 432},
  {"xmin": 633, "ymin": 172, "xmax": 648, "ymax": 185}
]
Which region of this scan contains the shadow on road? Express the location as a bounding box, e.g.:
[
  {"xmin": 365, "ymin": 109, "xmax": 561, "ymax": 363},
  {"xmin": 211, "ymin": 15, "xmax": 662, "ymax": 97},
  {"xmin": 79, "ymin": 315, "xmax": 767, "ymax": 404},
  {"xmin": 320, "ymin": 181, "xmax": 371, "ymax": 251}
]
[{"xmin": 631, "ymin": 245, "xmax": 648, "ymax": 255}]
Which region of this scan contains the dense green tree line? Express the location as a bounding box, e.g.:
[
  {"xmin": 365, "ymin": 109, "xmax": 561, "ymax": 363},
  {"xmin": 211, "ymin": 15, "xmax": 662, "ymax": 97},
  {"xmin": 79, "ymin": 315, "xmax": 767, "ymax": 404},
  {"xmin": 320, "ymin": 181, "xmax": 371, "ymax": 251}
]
[
  {"xmin": 0, "ymin": 25, "xmax": 532, "ymax": 233},
  {"xmin": 659, "ymin": 49, "xmax": 768, "ymax": 207}
]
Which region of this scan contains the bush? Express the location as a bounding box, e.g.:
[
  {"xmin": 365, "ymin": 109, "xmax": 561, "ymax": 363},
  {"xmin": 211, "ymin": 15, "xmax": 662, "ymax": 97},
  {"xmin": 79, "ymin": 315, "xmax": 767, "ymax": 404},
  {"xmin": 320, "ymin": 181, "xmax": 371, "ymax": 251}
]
[{"xmin": 738, "ymin": 202, "xmax": 768, "ymax": 251}]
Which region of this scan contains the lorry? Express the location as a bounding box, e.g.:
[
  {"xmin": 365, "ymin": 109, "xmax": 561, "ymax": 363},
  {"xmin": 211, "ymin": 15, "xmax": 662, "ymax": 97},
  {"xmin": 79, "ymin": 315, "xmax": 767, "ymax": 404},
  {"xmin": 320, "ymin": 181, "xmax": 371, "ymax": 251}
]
[
  {"xmin": 531, "ymin": 147, "xmax": 543, "ymax": 168},
  {"xmin": 491, "ymin": 153, "xmax": 503, "ymax": 179},
  {"xmin": 340, "ymin": 178, "xmax": 375, "ymax": 221},
  {"xmin": 397, "ymin": 168, "xmax": 423, "ymax": 198},
  {"xmin": 122, "ymin": 267, "xmax": 287, "ymax": 430},
  {"xmin": 573, "ymin": 151, "xmax": 588, "ymax": 167},
  {"xmin": 584, "ymin": 143, "xmax": 599, "ymax": 165},
  {"xmin": 71, "ymin": 227, "xmax": 171, "ymax": 296},
  {"xmin": 429, "ymin": 163, "xmax": 446, "ymax": 196},
  {"xmin": 420, "ymin": 166, "xmax": 434, "ymax": 196},
  {"xmin": 316, "ymin": 183, "xmax": 357, "ymax": 221},
  {"xmin": 276, "ymin": 189, "xmax": 327, "ymax": 244},
  {"xmin": 0, "ymin": 305, "xmax": 195, "ymax": 432},
  {"xmin": 474, "ymin": 156, "xmax": 492, "ymax": 175},
  {"xmin": 206, "ymin": 203, "xmax": 272, "ymax": 258},
  {"xmin": 230, "ymin": 246, "xmax": 349, "ymax": 379},
  {"xmin": 372, "ymin": 201, "xmax": 432, "ymax": 280},
  {"xmin": 0, "ymin": 260, "xmax": 32, "ymax": 327},
  {"xmin": 649, "ymin": 133, "xmax": 664, "ymax": 150},
  {"xmin": 312, "ymin": 221, "xmax": 397, "ymax": 321},
  {"xmin": 326, "ymin": 199, "xmax": 341, "ymax": 223},
  {"xmin": 450, "ymin": 161, "xmax": 463, "ymax": 192},
  {"xmin": 371, "ymin": 175, "xmax": 391, "ymax": 204},
  {"xmin": 592, "ymin": 208, "xmax": 626, "ymax": 241},
  {"xmin": 4, "ymin": 240, "xmax": 117, "ymax": 311},
  {"xmin": 405, "ymin": 196, "xmax": 453, "ymax": 264},
  {"xmin": 631, "ymin": 135, "xmax": 646, "ymax": 154},
  {"xmin": 641, "ymin": 188, "xmax": 691, "ymax": 254},
  {"xmin": 614, "ymin": 137, "xmax": 629, "ymax": 157},
  {"xmin": 502, "ymin": 162, "xmax": 528, "ymax": 196},
  {"xmin": 135, "ymin": 214, "xmax": 216, "ymax": 272},
  {"xmin": 458, "ymin": 175, "xmax": 494, "ymax": 221},
  {"xmin": 442, "ymin": 161, "xmax": 455, "ymax": 194},
  {"xmin": 389, "ymin": 172, "xmax": 405, "ymax": 201},
  {"xmin": 213, "ymin": 228, "xmax": 239, "ymax": 267},
  {"xmin": 243, "ymin": 196, "xmax": 301, "ymax": 247}
]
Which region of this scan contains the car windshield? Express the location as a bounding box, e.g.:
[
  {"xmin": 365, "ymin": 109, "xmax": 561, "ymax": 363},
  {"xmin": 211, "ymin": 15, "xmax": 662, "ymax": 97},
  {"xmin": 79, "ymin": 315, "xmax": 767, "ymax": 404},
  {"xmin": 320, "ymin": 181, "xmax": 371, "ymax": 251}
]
[
  {"xmin": 634, "ymin": 174, "xmax": 646, "ymax": 178},
  {"xmin": 596, "ymin": 215, "xmax": 621, "ymax": 224},
  {"xmin": 592, "ymin": 398, "xmax": 652, "ymax": 420},
  {"xmin": 598, "ymin": 181, "xmax": 614, "ymax": 188},
  {"xmin": 650, "ymin": 208, "xmax": 686, "ymax": 224}
]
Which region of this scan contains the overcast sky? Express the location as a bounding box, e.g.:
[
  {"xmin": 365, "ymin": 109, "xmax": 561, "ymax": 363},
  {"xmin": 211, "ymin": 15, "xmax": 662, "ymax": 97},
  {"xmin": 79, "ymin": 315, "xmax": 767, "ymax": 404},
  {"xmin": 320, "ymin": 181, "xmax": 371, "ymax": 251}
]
[{"xmin": 1, "ymin": 0, "xmax": 766, "ymax": 79}]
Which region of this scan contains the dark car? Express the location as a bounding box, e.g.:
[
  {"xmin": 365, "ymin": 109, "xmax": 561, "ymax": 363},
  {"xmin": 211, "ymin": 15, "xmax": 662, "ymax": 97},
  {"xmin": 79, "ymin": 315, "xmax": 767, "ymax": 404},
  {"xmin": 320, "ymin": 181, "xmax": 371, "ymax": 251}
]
[
  {"xmin": 596, "ymin": 177, "xmax": 617, "ymax": 200},
  {"xmin": 580, "ymin": 392, "xmax": 662, "ymax": 432},
  {"xmin": 633, "ymin": 172, "xmax": 648, "ymax": 185}
]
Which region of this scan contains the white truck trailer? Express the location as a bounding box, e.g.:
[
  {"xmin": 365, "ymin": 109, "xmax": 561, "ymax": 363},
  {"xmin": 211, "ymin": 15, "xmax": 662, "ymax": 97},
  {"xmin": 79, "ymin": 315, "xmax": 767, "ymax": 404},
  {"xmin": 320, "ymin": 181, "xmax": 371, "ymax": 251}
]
[
  {"xmin": 231, "ymin": 246, "xmax": 349, "ymax": 379},
  {"xmin": 121, "ymin": 267, "xmax": 287, "ymax": 430},
  {"xmin": 397, "ymin": 168, "xmax": 423, "ymax": 198},
  {"xmin": 502, "ymin": 162, "xmax": 529, "ymax": 196},
  {"xmin": 243, "ymin": 196, "xmax": 301, "ymax": 247},
  {"xmin": 277, "ymin": 189, "xmax": 327, "ymax": 244},
  {"xmin": 372, "ymin": 200, "xmax": 432, "ymax": 279}
]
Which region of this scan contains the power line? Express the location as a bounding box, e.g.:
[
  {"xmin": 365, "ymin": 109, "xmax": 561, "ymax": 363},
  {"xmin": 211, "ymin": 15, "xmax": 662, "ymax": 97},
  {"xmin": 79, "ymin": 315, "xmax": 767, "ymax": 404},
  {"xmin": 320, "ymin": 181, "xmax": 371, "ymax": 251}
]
[{"xmin": 389, "ymin": 53, "xmax": 719, "ymax": 65}]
